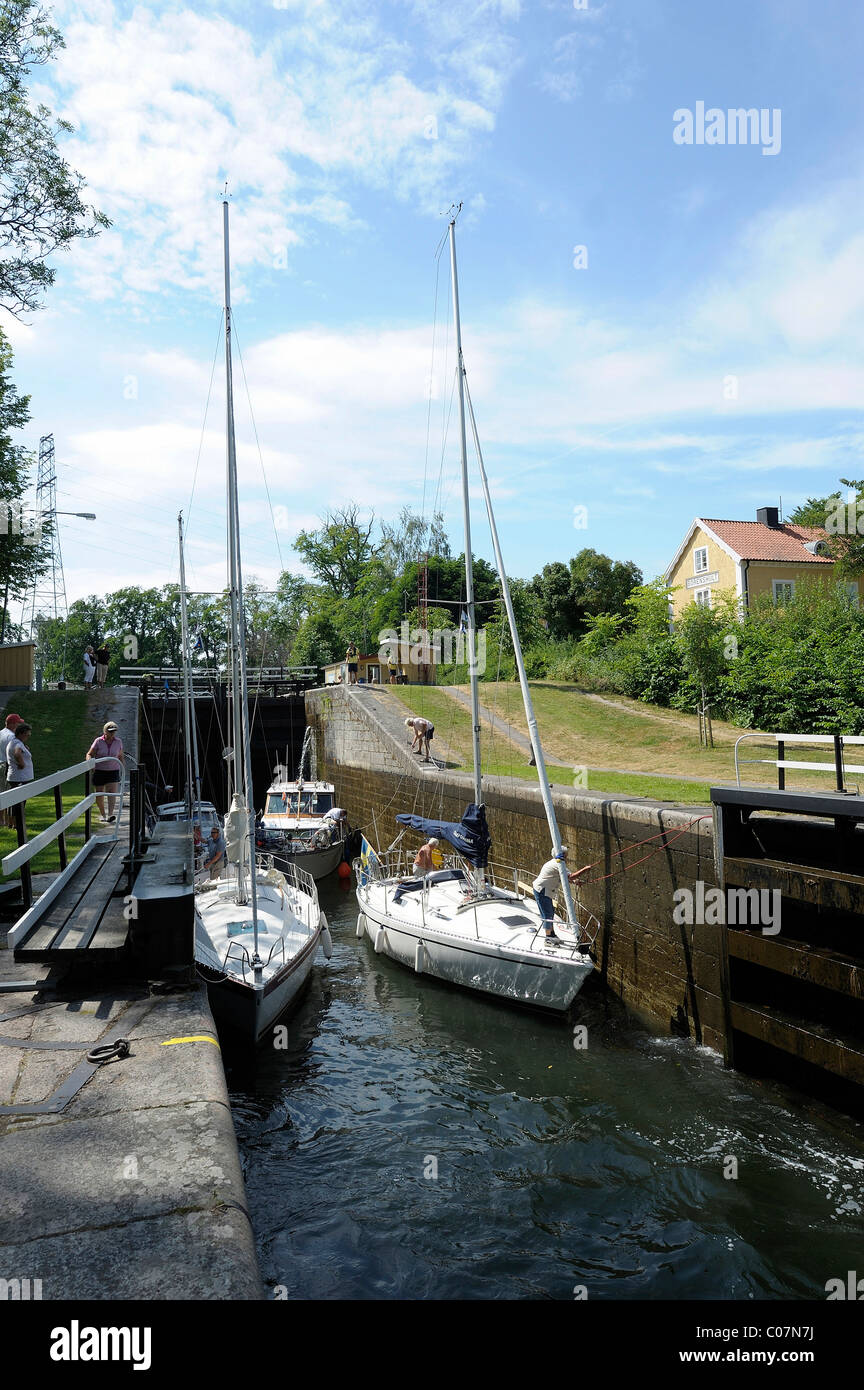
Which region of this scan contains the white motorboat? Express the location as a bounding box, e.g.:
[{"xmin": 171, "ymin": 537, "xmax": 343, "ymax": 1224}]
[
  {"xmin": 354, "ymin": 210, "xmax": 596, "ymax": 1012},
  {"xmin": 257, "ymin": 730, "xmax": 347, "ymax": 880},
  {"xmin": 187, "ymin": 201, "xmax": 331, "ymax": 1043}
]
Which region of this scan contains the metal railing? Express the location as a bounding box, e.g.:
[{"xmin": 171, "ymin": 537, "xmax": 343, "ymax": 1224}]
[{"xmin": 734, "ymin": 732, "xmax": 864, "ymax": 792}]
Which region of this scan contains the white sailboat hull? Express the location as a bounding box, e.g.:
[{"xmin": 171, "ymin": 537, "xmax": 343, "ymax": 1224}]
[
  {"xmin": 356, "ymin": 873, "xmax": 593, "ymax": 1011},
  {"xmin": 195, "ymin": 868, "xmax": 323, "ymax": 1044}
]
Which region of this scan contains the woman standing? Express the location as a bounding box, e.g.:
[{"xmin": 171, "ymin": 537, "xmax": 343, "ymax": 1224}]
[
  {"xmin": 86, "ymin": 720, "xmax": 124, "ymax": 823},
  {"xmin": 83, "ymin": 647, "xmax": 96, "ymax": 687},
  {"xmin": 6, "ymin": 723, "xmax": 34, "ymax": 815}
]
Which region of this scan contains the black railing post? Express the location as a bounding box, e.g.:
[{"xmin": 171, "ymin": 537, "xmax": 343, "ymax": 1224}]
[
  {"xmin": 777, "ymin": 739, "xmax": 785, "ymax": 791},
  {"xmin": 13, "ymin": 800, "xmax": 31, "ymax": 909},
  {"xmin": 835, "ymin": 735, "xmax": 845, "ymax": 792},
  {"xmin": 54, "ymin": 782, "xmax": 67, "ymax": 870}
]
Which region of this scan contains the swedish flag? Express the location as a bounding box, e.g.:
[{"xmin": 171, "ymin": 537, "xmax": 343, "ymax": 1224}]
[{"xmin": 357, "ymin": 835, "xmax": 380, "ymax": 886}]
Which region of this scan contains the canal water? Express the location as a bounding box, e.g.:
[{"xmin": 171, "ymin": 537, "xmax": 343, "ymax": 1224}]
[{"xmin": 226, "ymin": 877, "xmax": 864, "ymax": 1301}]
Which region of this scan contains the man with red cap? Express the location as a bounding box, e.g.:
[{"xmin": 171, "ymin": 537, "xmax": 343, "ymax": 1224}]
[{"xmin": 0, "ymin": 713, "xmax": 24, "ymax": 827}]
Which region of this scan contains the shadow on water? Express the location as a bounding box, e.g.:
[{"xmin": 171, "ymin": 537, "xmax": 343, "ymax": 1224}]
[{"xmin": 225, "ymin": 878, "xmax": 864, "ymax": 1301}]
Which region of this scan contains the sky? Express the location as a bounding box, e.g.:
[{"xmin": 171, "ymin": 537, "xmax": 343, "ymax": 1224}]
[{"xmin": 6, "ymin": 0, "xmax": 864, "ymax": 613}]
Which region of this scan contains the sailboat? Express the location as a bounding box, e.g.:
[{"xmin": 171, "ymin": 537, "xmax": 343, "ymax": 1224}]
[
  {"xmin": 354, "ymin": 211, "xmax": 595, "ymax": 1012},
  {"xmin": 193, "ymin": 199, "xmax": 332, "ymax": 1043}
]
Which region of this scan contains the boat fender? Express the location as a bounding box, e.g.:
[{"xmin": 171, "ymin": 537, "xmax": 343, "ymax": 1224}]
[
  {"xmin": 414, "ymin": 940, "xmax": 424, "ymax": 974},
  {"xmin": 373, "ymin": 926, "xmax": 387, "ymax": 953},
  {"xmin": 319, "ymin": 912, "xmax": 333, "ymax": 960},
  {"xmin": 356, "ymin": 913, "xmax": 366, "ymax": 938}
]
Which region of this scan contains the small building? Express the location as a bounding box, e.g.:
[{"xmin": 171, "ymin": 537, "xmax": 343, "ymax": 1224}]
[
  {"xmin": 323, "ymin": 648, "xmax": 435, "ymax": 685},
  {"xmin": 0, "ymin": 641, "xmax": 36, "ymax": 690},
  {"xmin": 665, "ymin": 507, "xmax": 860, "ymax": 619}
]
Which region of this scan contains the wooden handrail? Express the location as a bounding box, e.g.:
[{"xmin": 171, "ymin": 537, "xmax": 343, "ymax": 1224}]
[
  {"xmin": 0, "ymin": 757, "xmax": 95, "ymax": 808},
  {"xmin": 2, "ymin": 794, "xmax": 96, "ymax": 874}
]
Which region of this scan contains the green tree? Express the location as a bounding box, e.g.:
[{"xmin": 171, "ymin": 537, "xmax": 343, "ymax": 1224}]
[
  {"xmin": 0, "ymin": 328, "xmax": 50, "ymax": 635},
  {"xmin": 294, "ymin": 505, "xmax": 376, "ymax": 599},
  {"xmin": 0, "ymin": 0, "xmax": 109, "ymax": 316},
  {"xmin": 530, "ymin": 550, "xmax": 642, "ymax": 638}
]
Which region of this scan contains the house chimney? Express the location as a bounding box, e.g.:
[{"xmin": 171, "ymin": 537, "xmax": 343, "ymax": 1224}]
[{"xmin": 756, "ymin": 506, "xmax": 780, "ymax": 528}]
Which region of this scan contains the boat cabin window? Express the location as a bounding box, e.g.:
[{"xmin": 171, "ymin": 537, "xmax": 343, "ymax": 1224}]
[{"xmin": 266, "ymin": 790, "xmax": 333, "ymax": 815}]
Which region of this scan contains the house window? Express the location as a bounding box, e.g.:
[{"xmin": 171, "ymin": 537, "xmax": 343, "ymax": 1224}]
[
  {"xmin": 840, "ymin": 582, "xmax": 859, "ymax": 608},
  {"xmin": 693, "ymin": 546, "xmax": 709, "ymax": 575},
  {"xmin": 772, "ymin": 580, "xmax": 795, "ymax": 604},
  {"xmin": 694, "ymin": 588, "xmax": 711, "ymax": 608}
]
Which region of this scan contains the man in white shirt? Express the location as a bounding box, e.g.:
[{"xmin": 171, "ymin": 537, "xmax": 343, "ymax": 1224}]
[
  {"xmin": 532, "ymin": 847, "xmax": 587, "ymax": 942},
  {"xmin": 0, "ymin": 713, "xmax": 23, "ymax": 827}
]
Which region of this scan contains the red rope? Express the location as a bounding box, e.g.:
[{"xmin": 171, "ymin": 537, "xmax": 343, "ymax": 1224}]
[{"xmin": 575, "ymin": 814, "xmax": 712, "ymax": 886}]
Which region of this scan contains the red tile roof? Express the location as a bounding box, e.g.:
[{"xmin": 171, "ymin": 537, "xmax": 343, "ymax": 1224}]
[{"xmin": 701, "ymin": 520, "xmax": 834, "ymax": 563}]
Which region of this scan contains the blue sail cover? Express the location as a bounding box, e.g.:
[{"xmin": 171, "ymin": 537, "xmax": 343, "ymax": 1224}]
[{"xmin": 396, "ymin": 803, "xmax": 492, "ymax": 868}]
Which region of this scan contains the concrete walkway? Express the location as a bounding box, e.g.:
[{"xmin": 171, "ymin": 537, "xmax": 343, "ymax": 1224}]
[
  {"xmin": 0, "ymin": 684, "xmax": 262, "ymax": 1300},
  {"xmin": 0, "ymin": 945, "xmax": 262, "ymax": 1299}
]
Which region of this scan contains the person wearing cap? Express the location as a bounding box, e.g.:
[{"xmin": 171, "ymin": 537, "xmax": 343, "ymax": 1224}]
[
  {"xmin": 204, "ymin": 825, "xmax": 225, "ymax": 880},
  {"xmin": 413, "ymin": 837, "xmax": 439, "ymax": 875},
  {"xmin": 0, "ymin": 713, "xmax": 25, "ymax": 826},
  {"xmin": 86, "ymin": 720, "xmax": 124, "ymax": 823},
  {"xmin": 532, "ymin": 847, "xmax": 588, "ymax": 942}
]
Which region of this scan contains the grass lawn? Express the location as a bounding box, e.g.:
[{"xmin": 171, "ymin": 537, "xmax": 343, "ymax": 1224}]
[
  {"xmin": 0, "ymin": 691, "xmax": 93, "ymax": 879},
  {"xmin": 386, "ymin": 682, "xmax": 849, "ymax": 805}
]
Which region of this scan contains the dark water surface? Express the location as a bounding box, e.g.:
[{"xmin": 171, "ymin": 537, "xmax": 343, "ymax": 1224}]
[{"xmin": 226, "ymin": 879, "xmax": 864, "ymax": 1300}]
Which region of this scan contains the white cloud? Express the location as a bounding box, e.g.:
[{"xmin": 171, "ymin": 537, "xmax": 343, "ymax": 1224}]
[{"xmin": 35, "ymin": 0, "xmax": 517, "ymax": 303}]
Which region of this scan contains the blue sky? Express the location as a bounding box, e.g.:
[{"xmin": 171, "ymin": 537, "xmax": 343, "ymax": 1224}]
[{"xmin": 6, "ymin": 0, "xmax": 864, "ymax": 609}]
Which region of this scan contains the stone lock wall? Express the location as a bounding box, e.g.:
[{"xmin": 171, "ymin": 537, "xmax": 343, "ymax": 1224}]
[{"xmin": 306, "ymin": 686, "xmax": 725, "ymax": 1052}]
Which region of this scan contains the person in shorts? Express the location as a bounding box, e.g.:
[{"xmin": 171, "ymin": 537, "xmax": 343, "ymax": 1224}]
[
  {"xmin": 345, "ymin": 642, "xmax": 359, "ymax": 685},
  {"xmin": 86, "ymin": 720, "xmax": 124, "ymax": 822},
  {"xmin": 0, "ymin": 713, "xmax": 24, "ymax": 827},
  {"xmin": 95, "ymin": 642, "xmax": 110, "ymax": 688},
  {"xmin": 405, "ymin": 716, "xmax": 435, "ymax": 762},
  {"xmin": 6, "ymin": 723, "xmax": 34, "ymax": 818}
]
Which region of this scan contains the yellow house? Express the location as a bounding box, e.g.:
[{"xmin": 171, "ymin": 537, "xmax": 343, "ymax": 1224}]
[{"xmin": 666, "ymin": 507, "xmax": 861, "ymax": 619}]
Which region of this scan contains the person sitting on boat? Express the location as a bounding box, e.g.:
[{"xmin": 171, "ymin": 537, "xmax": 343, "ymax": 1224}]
[
  {"xmin": 413, "ymin": 837, "xmax": 439, "ymax": 876},
  {"xmin": 204, "ymin": 825, "xmax": 226, "ymax": 880},
  {"xmin": 532, "ymin": 848, "xmax": 588, "ymax": 942}
]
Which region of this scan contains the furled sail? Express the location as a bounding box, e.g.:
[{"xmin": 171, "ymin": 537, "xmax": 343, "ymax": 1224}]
[{"xmin": 396, "ymin": 803, "xmax": 491, "ymax": 868}]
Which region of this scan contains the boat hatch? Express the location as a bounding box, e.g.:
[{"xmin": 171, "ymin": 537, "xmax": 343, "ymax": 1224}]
[
  {"xmin": 499, "ymin": 915, "xmax": 533, "ymax": 927},
  {"xmin": 227, "ymin": 920, "xmax": 270, "ymax": 937}
]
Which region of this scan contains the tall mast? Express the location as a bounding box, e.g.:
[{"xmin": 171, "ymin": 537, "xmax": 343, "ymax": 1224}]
[
  {"xmin": 464, "ymin": 377, "xmax": 581, "ymax": 930},
  {"xmin": 448, "ymin": 212, "xmax": 483, "ymax": 807},
  {"xmin": 222, "ymin": 199, "xmax": 260, "ymax": 954},
  {"xmin": 223, "ymin": 201, "xmax": 244, "ymax": 809},
  {"xmin": 178, "ymin": 513, "xmax": 202, "ymax": 809},
  {"xmin": 178, "ymin": 514, "xmax": 194, "ymax": 818}
]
